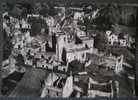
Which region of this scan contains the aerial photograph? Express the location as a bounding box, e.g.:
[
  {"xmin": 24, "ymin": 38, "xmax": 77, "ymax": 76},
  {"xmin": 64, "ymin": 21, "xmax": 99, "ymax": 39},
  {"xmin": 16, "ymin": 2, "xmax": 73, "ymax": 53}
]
[{"xmin": 0, "ymin": 0, "xmax": 137, "ymax": 98}]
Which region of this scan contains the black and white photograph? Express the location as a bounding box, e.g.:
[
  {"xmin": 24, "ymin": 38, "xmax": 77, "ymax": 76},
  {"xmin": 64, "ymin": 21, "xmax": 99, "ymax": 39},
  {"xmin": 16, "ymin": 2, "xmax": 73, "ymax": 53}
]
[{"xmin": 0, "ymin": 0, "xmax": 137, "ymax": 98}]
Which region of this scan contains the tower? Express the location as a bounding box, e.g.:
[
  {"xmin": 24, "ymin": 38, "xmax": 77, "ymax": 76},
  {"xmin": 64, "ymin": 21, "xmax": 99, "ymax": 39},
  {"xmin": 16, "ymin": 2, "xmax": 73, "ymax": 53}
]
[{"xmin": 56, "ymin": 33, "xmax": 67, "ymax": 62}]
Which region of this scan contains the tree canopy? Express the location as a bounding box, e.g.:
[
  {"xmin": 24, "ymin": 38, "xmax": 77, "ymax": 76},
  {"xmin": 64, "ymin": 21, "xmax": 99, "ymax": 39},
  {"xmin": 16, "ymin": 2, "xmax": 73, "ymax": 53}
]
[
  {"xmin": 94, "ymin": 4, "xmax": 121, "ymax": 27},
  {"xmin": 94, "ymin": 31, "xmax": 108, "ymax": 52},
  {"xmin": 28, "ymin": 17, "xmax": 49, "ymax": 36},
  {"xmin": 68, "ymin": 60, "xmax": 85, "ymax": 75}
]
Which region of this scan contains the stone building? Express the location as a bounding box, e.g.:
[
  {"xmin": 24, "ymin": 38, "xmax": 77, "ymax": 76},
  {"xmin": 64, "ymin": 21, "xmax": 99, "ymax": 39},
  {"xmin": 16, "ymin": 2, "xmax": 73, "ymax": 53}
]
[{"xmin": 56, "ymin": 32, "xmax": 94, "ymax": 63}]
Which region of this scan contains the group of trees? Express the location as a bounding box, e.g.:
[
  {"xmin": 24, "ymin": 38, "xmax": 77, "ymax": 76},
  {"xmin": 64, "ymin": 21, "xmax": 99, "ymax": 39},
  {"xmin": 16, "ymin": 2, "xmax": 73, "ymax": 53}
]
[
  {"xmin": 94, "ymin": 31, "xmax": 108, "ymax": 52},
  {"xmin": 28, "ymin": 17, "xmax": 49, "ymax": 36},
  {"xmin": 2, "ymin": 1, "xmax": 33, "ymax": 18},
  {"xmin": 83, "ymin": 3, "xmax": 136, "ymax": 32},
  {"xmin": 68, "ymin": 60, "xmax": 85, "ymax": 75},
  {"xmin": 3, "ymin": 30, "xmax": 13, "ymax": 61},
  {"xmin": 39, "ymin": 2, "xmax": 57, "ymax": 17},
  {"xmin": 94, "ymin": 4, "xmax": 121, "ymax": 27},
  {"xmin": 2, "ymin": 0, "xmax": 57, "ymax": 19},
  {"xmin": 83, "ymin": 4, "xmax": 136, "ymax": 53}
]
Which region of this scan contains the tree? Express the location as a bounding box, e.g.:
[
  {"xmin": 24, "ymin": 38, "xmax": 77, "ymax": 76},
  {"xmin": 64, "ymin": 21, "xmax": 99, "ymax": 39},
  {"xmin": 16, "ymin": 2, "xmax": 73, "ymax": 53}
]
[
  {"xmin": 39, "ymin": 5, "xmax": 49, "ymax": 17},
  {"xmin": 3, "ymin": 40, "xmax": 13, "ymax": 61},
  {"xmin": 33, "ymin": 2, "xmax": 42, "ymax": 14},
  {"xmin": 108, "ymin": 46, "xmax": 135, "ymax": 63},
  {"xmin": 9, "ymin": 4, "xmax": 22, "ymax": 18},
  {"xmin": 47, "ymin": 1, "xmax": 57, "ymax": 16},
  {"xmin": 29, "ymin": 18, "xmax": 49, "ymax": 36},
  {"xmin": 30, "ymin": 21, "xmax": 41, "ymax": 36},
  {"xmin": 3, "ymin": 30, "xmax": 13, "ymax": 61},
  {"xmin": 94, "ymin": 32, "xmax": 108, "ymax": 52},
  {"xmin": 95, "ymin": 4, "xmax": 121, "ymax": 27},
  {"xmin": 38, "ymin": 1, "xmax": 57, "ymax": 17},
  {"xmin": 68, "ymin": 60, "xmax": 85, "ymax": 75},
  {"xmin": 18, "ymin": 1, "xmax": 33, "ymax": 14}
]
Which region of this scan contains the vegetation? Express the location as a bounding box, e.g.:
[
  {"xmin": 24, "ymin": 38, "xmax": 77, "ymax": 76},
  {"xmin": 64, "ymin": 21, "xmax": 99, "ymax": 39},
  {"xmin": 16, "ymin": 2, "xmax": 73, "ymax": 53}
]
[
  {"xmin": 68, "ymin": 60, "xmax": 85, "ymax": 75},
  {"xmin": 106, "ymin": 46, "xmax": 135, "ymax": 63},
  {"xmin": 3, "ymin": 30, "xmax": 13, "ymax": 61},
  {"xmin": 1, "ymin": 0, "xmax": 137, "ymax": 27},
  {"xmin": 28, "ymin": 17, "xmax": 49, "ymax": 36},
  {"xmin": 95, "ymin": 4, "xmax": 121, "ymax": 26},
  {"xmin": 94, "ymin": 31, "xmax": 108, "ymax": 52},
  {"xmin": 82, "ymin": 4, "xmax": 137, "ymax": 32}
]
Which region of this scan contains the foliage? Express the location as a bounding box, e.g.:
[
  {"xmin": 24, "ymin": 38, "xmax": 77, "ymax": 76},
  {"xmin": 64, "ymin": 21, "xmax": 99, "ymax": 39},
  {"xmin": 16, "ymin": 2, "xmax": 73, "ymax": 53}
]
[
  {"xmin": 29, "ymin": 17, "xmax": 49, "ymax": 36},
  {"xmin": 6, "ymin": 1, "xmax": 33, "ymax": 18},
  {"xmin": 39, "ymin": 3, "xmax": 49, "ymax": 17},
  {"xmin": 94, "ymin": 31, "xmax": 108, "ymax": 52},
  {"xmin": 34, "ymin": 2, "xmax": 57, "ymax": 17},
  {"xmin": 3, "ymin": 30, "xmax": 13, "ymax": 60},
  {"xmin": 107, "ymin": 46, "xmax": 135, "ymax": 63},
  {"xmin": 68, "ymin": 60, "xmax": 85, "ymax": 75},
  {"xmin": 94, "ymin": 4, "xmax": 121, "ymax": 27}
]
